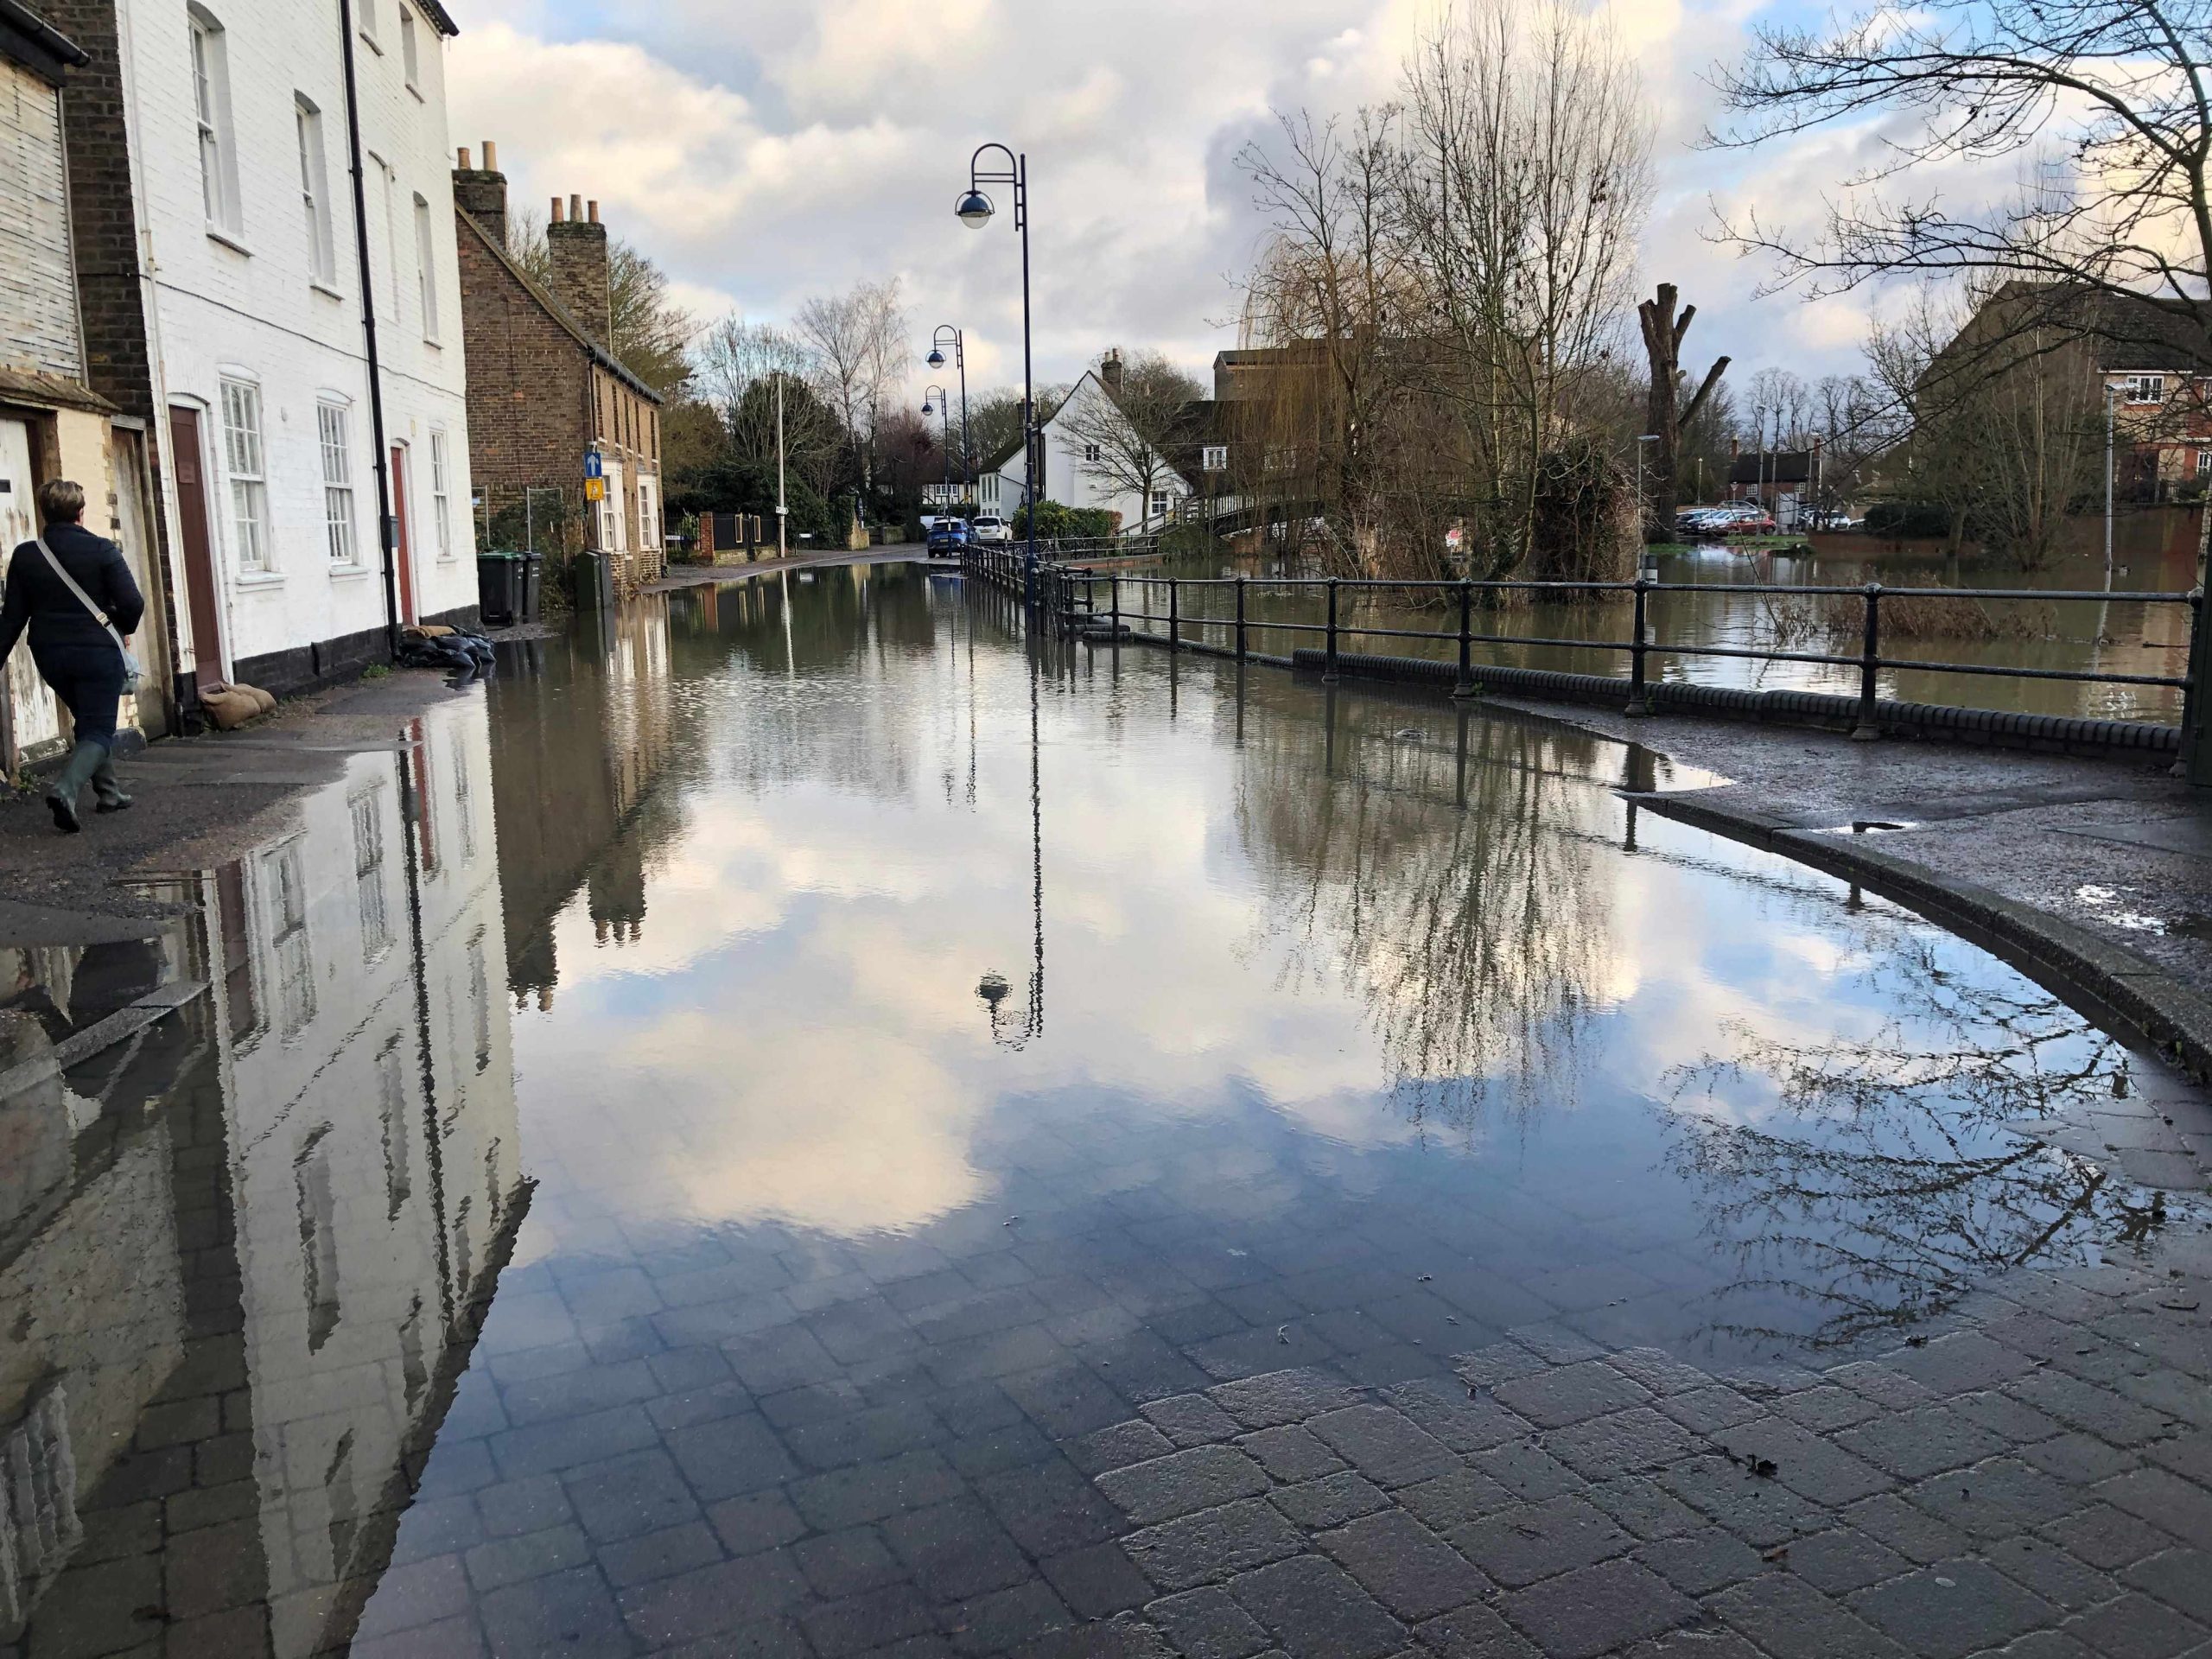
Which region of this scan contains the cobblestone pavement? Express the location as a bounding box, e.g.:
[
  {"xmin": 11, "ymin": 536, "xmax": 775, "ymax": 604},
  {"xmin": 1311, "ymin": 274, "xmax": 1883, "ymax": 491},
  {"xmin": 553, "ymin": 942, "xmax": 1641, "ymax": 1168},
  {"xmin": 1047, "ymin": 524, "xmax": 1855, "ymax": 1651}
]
[{"xmin": 289, "ymin": 1235, "xmax": 2212, "ymax": 1656}]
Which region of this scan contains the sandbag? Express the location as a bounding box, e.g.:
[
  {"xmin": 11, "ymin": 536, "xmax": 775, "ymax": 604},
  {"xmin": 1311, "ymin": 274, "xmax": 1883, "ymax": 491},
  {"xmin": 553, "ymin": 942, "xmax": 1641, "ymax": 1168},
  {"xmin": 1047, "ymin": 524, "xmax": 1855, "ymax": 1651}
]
[
  {"xmin": 244, "ymin": 685, "xmax": 276, "ymax": 715},
  {"xmin": 200, "ymin": 683, "xmax": 260, "ymax": 731}
]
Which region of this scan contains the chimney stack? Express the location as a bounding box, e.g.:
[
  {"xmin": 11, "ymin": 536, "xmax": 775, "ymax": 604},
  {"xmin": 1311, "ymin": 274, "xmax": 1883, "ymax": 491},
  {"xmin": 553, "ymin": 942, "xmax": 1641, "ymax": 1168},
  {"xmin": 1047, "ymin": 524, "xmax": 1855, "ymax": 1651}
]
[
  {"xmin": 550, "ymin": 195, "xmax": 564, "ymax": 223},
  {"xmin": 548, "ymin": 188, "xmax": 613, "ymax": 349},
  {"xmin": 452, "ymin": 136, "xmax": 509, "ymax": 251},
  {"xmin": 1101, "ymin": 347, "xmax": 1124, "ymax": 397}
]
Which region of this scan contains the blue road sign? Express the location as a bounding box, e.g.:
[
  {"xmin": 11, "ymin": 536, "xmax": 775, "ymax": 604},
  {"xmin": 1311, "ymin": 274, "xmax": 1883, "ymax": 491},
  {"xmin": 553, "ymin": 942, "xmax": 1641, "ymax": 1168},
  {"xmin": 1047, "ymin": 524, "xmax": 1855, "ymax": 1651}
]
[{"xmin": 584, "ymin": 450, "xmax": 604, "ymax": 480}]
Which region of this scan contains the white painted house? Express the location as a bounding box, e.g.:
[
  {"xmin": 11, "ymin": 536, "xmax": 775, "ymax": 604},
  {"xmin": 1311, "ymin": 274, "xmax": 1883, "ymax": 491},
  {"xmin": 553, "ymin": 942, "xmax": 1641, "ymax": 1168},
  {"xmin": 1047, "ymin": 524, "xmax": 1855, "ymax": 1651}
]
[
  {"xmin": 44, "ymin": 0, "xmax": 477, "ymax": 702},
  {"xmin": 975, "ymin": 365, "xmax": 1196, "ymax": 535}
]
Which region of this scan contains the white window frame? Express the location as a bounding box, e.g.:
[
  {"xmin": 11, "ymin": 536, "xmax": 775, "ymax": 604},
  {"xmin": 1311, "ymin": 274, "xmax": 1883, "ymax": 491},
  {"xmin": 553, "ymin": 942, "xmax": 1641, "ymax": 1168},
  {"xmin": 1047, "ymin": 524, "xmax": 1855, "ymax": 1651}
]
[
  {"xmin": 189, "ymin": 9, "xmax": 242, "ymax": 238},
  {"xmin": 413, "ymin": 192, "xmax": 439, "ymax": 341},
  {"xmin": 2199, "ymin": 449, "xmax": 2211, "ymax": 479},
  {"xmin": 319, "ymin": 399, "xmax": 359, "ymax": 566},
  {"xmin": 1083, "ymin": 442, "xmax": 1101, "ymax": 463},
  {"xmin": 399, "ymin": 3, "xmax": 421, "ymax": 91},
  {"xmin": 1149, "ymin": 488, "xmax": 1171, "ymax": 521},
  {"xmin": 1202, "ymin": 444, "xmax": 1228, "ymax": 472},
  {"xmin": 296, "ymin": 96, "xmax": 337, "ymax": 288},
  {"xmin": 368, "ymin": 154, "xmax": 397, "ymax": 322},
  {"xmin": 359, "ymin": 0, "xmax": 379, "ymax": 50},
  {"xmin": 638, "ymin": 473, "xmax": 660, "ymax": 550},
  {"xmin": 2126, "ymin": 374, "xmax": 2167, "ymax": 404},
  {"xmin": 598, "ymin": 458, "xmax": 628, "ymax": 553},
  {"xmin": 429, "ymin": 428, "xmax": 454, "ymax": 561},
  {"xmin": 219, "ymin": 376, "xmax": 271, "ymax": 575}
]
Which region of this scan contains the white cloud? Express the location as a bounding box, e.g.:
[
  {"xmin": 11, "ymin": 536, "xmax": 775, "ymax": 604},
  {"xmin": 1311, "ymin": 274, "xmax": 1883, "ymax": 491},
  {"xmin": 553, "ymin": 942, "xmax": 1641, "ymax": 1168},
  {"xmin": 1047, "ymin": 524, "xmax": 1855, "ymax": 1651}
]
[{"xmin": 446, "ymin": 0, "xmax": 2030, "ymax": 419}]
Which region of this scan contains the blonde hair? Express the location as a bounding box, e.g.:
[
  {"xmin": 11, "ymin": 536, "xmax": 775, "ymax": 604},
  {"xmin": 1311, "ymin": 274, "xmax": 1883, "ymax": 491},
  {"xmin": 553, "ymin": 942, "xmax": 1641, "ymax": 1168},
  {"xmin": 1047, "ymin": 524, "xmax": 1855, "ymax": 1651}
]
[{"xmin": 36, "ymin": 479, "xmax": 86, "ymax": 525}]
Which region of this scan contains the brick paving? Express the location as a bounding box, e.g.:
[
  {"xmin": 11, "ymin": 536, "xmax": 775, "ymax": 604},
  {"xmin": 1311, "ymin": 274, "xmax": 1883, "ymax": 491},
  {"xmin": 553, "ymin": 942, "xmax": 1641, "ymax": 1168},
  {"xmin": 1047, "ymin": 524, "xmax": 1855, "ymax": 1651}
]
[{"xmin": 44, "ymin": 1226, "xmax": 2206, "ymax": 1656}]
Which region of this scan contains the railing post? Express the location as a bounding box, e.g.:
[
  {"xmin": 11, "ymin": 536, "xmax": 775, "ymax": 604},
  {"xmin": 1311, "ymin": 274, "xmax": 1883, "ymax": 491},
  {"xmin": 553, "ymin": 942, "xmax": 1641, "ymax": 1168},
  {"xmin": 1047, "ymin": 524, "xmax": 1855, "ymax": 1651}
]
[
  {"xmin": 1236, "ymin": 575, "xmax": 1248, "ymax": 664},
  {"xmin": 1625, "ymin": 576, "xmax": 1650, "ymax": 717},
  {"xmin": 1111, "ymin": 574, "xmax": 1121, "ymax": 641},
  {"xmin": 1452, "ymin": 579, "xmax": 1475, "ymax": 699},
  {"xmin": 1324, "ymin": 578, "xmax": 1340, "ymax": 681},
  {"xmin": 2184, "ymin": 587, "xmax": 2211, "ymax": 785},
  {"xmin": 1168, "ymin": 578, "xmax": 1179, "ymax": 653},
  {"xmin": 1852, "ymin": 582, "xmax": 1882, "ymax": 741}
]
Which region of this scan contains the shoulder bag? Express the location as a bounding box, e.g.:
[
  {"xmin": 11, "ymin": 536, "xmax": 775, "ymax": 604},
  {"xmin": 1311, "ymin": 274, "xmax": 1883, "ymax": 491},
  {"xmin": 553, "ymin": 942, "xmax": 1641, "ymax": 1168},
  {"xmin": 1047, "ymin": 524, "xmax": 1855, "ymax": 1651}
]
[{"xmin": 33, "ymin": 536, "xmax": 143, "ymax": 693}]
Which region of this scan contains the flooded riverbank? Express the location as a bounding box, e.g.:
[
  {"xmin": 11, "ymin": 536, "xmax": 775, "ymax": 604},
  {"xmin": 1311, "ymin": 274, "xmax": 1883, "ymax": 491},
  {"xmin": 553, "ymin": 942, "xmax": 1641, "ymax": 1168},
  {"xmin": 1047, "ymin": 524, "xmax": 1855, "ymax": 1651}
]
[
  {"xmin": 1123, "ymin": 525, "xmax": 2201, "ymax": 726},
  {"xmin": 3, "ymin": 562, "xmax": 2205, "ymax": 1656}
]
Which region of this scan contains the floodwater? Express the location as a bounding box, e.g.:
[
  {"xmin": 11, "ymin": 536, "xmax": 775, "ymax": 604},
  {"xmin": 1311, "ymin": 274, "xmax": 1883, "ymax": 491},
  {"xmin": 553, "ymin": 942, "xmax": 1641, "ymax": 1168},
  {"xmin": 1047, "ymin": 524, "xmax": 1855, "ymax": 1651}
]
[
  {"xmin": 2, "ymin": 560, "xmax": 2202, "ymax": 1656},
  {"xmin": 1135, "ymin": 526, "xmax": 2202, "ymax": 724}
]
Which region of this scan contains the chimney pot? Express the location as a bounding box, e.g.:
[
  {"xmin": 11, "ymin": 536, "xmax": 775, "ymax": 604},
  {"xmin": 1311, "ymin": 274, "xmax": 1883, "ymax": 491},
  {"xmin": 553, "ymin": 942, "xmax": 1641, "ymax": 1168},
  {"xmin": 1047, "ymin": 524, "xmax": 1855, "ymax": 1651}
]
[
  {"xmin": 483, "ymin": 139, "xmax": 498, "ymax": 171},
  {"xmin": 457, "ymin": 145, "xmax": 471, "ymax": 169},
  {"xmin": 569, "ymin": 193, "xmax": 583, "ymax": 221},
  {"xmin": 587, "ymin": 200, "xmax": 600, "ymax": 225},
  {"xmin": 550, "ymin": 195, "xmax": 565, "ymax": 223}
]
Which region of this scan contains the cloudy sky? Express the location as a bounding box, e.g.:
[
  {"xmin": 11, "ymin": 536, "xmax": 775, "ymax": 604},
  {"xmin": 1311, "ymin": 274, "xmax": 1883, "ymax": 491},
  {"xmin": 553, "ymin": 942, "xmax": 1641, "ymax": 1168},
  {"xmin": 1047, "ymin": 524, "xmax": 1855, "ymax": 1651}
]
[{"xmin": 446, "ymin": 0, "xmax": 1897, "ymax": 406}]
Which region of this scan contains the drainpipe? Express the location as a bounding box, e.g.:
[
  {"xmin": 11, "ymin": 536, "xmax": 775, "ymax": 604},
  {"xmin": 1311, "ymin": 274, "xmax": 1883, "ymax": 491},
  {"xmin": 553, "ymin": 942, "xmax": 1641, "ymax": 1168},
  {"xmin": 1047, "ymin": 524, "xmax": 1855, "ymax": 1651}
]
[{"xmin": 337, "ymin": 0, "xmax": 399, "ymax": 656}]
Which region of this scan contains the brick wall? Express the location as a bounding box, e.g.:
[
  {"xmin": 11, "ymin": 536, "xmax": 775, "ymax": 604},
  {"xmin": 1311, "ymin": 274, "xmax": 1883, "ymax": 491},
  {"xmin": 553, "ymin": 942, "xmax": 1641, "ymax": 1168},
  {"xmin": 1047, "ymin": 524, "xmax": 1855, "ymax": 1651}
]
[
  {"xmin": 37, "ymin": 1, "xmax": 154, "ymax": 422},
  {"xmin": 454, "ymin": 210, "xmax": 590, "ymax": 493}
]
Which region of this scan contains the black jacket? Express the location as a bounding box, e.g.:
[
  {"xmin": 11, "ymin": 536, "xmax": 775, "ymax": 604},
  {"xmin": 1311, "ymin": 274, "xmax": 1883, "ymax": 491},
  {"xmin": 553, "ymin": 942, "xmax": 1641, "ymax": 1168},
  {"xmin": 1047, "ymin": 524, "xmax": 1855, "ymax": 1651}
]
[{"xmin": 0, "ymin": 521, "xmax": 145, "ymax": 678}]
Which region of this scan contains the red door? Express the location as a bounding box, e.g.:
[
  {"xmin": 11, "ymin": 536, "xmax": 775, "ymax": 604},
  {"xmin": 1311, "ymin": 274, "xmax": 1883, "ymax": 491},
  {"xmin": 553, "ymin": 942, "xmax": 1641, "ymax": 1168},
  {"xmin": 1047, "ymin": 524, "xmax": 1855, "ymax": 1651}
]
[
  {"xmin": 391, "ymin": 446, "xmax": 416, "ymax": 624},
  {"xmin": 168, "ymin": 407, "xmax": 226, "ymax": 683}
]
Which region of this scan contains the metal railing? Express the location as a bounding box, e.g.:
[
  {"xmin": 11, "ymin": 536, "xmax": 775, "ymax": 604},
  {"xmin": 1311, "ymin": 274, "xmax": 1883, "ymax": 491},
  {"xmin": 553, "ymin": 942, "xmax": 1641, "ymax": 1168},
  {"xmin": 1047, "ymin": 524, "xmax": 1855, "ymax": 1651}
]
[{"xmin": 959, "ymin": 548, "xmax": 2199, "ymax": 752}]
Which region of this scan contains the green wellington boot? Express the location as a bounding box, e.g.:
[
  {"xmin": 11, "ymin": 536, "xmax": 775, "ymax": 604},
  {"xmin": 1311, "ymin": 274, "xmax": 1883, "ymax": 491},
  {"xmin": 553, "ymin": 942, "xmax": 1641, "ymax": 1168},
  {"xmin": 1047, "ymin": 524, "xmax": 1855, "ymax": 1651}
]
[{"xmin": 44, "ymin": 738, "xmax": 104, "ymax": 834}]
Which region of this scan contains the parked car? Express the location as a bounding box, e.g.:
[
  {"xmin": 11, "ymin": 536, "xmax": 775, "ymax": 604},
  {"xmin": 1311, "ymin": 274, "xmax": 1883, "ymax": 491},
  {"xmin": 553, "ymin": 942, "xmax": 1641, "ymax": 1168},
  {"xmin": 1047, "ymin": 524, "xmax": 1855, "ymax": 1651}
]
[
  {"xmin": 970, "ymin": 514, "xmax": 1011, "ymax": 543},
  {"xmin": 925, "ymin": 518, "xmax": 972, "ymax": 557}
]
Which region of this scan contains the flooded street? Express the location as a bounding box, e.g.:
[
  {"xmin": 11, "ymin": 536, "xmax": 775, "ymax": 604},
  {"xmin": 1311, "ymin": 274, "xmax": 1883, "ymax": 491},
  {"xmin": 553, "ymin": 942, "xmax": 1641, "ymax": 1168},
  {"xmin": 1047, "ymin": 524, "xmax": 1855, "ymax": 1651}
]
[{"xmin": 3, "ymin": 562, "xmax": 2206, "ymax": 1656}]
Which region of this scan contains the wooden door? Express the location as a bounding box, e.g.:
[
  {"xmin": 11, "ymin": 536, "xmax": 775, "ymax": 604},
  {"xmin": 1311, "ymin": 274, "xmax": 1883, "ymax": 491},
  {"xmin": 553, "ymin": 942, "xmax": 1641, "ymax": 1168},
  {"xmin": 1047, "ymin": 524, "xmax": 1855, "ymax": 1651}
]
[
  {"xmin": 391, "ymin": 445, "xmax": 416, "ymax": 623},
  {"xmin": 0, "ymin": 416, "xmax": 63, "ymax": 761},
  {"xmin": 168, "ymin": 406, "xmax": 227, "ymax": 684}
]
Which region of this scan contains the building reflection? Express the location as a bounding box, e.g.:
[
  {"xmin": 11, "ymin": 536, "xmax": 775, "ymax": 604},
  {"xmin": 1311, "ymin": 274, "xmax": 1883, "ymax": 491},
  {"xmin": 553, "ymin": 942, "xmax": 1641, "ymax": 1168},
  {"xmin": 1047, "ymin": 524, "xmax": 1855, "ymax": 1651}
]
[
  {"xmin": 0, "ymin": 696, "xmax": 527, "ymax": 1658},
  {"xmin": 488, "ymin": 604, "xmax": 677, "ymax": 1004}
]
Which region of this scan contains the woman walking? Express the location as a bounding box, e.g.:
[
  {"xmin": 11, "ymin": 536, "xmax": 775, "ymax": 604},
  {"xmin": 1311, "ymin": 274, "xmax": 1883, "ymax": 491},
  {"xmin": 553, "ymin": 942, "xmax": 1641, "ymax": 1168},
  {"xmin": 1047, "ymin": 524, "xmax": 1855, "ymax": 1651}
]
[{"xmin": 0, "ymin": 479, "xmax": 145, "ymax": 832}]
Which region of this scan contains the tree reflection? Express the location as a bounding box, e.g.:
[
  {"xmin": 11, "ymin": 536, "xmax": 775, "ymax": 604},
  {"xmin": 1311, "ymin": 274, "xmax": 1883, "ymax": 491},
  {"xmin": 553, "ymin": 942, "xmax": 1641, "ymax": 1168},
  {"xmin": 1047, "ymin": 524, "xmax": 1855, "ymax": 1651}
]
[
  {"xmin": 1664, "ymin": 938, "xmax": 2162, "ymax": 1351},
  {"xmin": 1239, "ymin": 695, "xmax": 1621, "ymax": 1137}
]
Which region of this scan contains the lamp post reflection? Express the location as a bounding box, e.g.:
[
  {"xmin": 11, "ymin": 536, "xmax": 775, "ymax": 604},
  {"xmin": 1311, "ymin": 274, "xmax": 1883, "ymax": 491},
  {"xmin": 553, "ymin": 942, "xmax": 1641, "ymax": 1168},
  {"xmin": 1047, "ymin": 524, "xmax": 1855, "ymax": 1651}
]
[{"xmin": 978, "ymin": 645, "xmax": 1046, "ymax": 1048}]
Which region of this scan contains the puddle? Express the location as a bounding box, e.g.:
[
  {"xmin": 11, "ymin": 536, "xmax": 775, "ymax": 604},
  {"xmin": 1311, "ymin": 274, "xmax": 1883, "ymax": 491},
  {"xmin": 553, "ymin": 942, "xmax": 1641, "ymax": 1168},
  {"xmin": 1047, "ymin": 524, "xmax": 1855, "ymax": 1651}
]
[{"xmin": 2, "ymin": 566, "xmax": 2203, "ymax": 1655}]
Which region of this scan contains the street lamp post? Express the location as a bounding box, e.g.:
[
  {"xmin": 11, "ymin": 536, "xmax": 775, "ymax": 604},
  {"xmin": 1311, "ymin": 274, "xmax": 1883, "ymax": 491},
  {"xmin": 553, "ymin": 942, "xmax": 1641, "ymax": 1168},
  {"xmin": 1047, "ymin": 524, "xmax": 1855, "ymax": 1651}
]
[
  {"xmin": 2105, "ymin": 379, "xmax": 2118, "ymax": 592},
  {"xmin": 923, "ymin": 386, "xmax": 951, "ymax": 518},
  {"xmin": 928, "ymin": 326, "xmax": 971, "ymax": 505},
  {"xmin": 956, "ymin": 143, "xmax": 1037, "ymax": 607}
]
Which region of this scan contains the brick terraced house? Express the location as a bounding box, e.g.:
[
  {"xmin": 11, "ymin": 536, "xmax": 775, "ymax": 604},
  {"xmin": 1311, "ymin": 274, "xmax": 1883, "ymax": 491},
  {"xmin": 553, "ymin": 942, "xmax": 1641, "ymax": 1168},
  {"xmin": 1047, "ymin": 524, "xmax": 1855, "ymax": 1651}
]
[
  {"xmin": 37, "ymin": 0, "xmax": 480, "ymax": 704},
  {"xmin": 451, "ymin": 149, "xmax": 666, "ymax": 594}
]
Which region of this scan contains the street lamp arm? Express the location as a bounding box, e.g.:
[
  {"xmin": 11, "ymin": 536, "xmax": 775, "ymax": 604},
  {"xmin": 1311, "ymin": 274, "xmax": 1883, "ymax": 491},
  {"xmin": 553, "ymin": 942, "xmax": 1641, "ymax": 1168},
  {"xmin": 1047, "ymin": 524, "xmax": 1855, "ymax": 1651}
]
[{"xmin": 968, "ymin": 142, "xmax": 1019, "ymax": 184}]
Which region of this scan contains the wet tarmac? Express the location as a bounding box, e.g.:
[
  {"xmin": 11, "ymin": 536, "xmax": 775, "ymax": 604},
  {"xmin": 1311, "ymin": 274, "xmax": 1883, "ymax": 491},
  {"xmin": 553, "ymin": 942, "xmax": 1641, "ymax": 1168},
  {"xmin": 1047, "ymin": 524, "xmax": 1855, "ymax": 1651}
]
[{"xmin": 3, "ymin": 562, "xmax": 2209, "ymax": 1657}]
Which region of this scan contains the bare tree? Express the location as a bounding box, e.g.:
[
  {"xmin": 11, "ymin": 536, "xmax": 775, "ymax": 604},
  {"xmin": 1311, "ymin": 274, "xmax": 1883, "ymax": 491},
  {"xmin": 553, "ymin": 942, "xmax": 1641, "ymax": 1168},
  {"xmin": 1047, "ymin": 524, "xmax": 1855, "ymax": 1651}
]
[
  {"xmin": 1637, "ymin": 283, "xmax": 1730, "ymax": 533},
  {"xmin": 1711, "ymin": 0, "xmax": 2212, "ymax": 620},
  {"xmin": 1235, "ymin": 0, "xmax": 1653, "ymax": 581},
  {"xmin": 1057, "ymin": 352, "xmax": 1205, "ymax": 527},
  {"xmin": 691, "ymin": 316, "xmax": 835, "ymax": 480},
  {"xmin": 794, "ymin": 279, "xmax": 910, "ymax": 491}
]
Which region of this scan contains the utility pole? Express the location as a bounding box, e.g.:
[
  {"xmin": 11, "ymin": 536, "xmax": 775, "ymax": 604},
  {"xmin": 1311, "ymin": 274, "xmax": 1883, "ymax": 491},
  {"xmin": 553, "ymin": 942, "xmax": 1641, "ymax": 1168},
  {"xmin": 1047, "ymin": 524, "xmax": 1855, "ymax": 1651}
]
[
  {"xmin": 776, "ymin": 373, "xmax": 788, "ymax": 559},
  {"xmin": 2105, "ymin": 380, "xmax": 2117, "ymax": 592}
]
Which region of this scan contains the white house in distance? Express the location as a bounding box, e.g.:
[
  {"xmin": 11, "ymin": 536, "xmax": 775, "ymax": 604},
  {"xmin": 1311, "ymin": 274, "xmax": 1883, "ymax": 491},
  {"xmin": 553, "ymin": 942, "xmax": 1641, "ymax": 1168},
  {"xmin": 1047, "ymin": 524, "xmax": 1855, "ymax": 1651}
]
[
  {"xmin": 41, "ymin": 0, "xmax": 478, "ymax": 704},
  {"xmin": 975, "ymin": 354, "xmax": 1198, "ymax": 535}
]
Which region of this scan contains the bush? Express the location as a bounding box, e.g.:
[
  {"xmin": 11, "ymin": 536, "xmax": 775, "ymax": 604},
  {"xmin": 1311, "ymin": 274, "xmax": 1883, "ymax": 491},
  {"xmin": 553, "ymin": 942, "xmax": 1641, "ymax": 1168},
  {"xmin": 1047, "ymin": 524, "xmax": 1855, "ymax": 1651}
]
[
  {"xmin": 1013, "ymin": 500, "xmax": 1119, "ymax": 540},
  {"xmin": 1864, "ymin": 500, "xmax": 1954, "ymax": 539}
]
